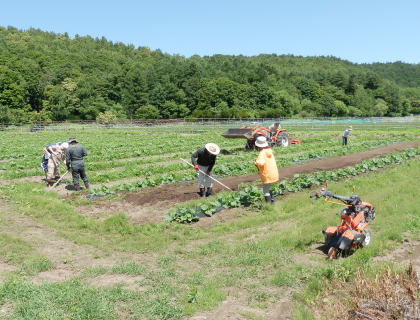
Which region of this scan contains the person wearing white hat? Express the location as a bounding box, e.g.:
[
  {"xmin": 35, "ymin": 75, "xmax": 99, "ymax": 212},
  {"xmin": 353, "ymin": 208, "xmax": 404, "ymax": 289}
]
[
  {"xmin": 40, "ymin": 141, "xmax": 61, "ymax": 174},
  {"xmin": 254, "ymin": 136, "xmax": 279, "ymax": 204},
  {"xmin": 342, "ymin": 126, "xmax": 352, "ymax": 146},
  {"xmin": 45, "ymin": 142, "xmax": 69, "ymax": 187},
  {"xmin": 191, "ymin": 143, "xmax": 220, "ymax": 197}
]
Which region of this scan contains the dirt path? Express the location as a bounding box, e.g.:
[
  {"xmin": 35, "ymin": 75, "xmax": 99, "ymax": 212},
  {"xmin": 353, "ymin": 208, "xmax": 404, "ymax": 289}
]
[{"xmin": 374, "ymin": 240, "xmax": 420, "ymax": 273}]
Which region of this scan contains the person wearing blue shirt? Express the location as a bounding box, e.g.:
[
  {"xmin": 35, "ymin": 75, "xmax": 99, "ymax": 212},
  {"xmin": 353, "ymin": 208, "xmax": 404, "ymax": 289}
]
[{"xmin": 40, "ymin": 142, "xmax": 61, "ymax": 173}]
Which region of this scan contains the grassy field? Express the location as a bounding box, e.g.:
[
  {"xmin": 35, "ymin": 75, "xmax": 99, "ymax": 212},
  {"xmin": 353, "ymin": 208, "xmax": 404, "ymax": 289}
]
[{"xmin": 0, "ymin": 128, "xmax": 419, "ymax": 319}]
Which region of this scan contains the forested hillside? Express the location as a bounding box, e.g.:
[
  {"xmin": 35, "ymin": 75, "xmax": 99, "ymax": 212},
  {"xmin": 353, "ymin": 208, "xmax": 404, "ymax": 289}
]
[{"xmin": 1, "ymin": 26, "xmax": 420, "ymax": 123}]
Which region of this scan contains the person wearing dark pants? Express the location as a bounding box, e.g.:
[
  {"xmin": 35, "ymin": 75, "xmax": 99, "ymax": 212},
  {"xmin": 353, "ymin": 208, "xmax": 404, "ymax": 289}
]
[
  {"xmin": 254, "ymin": 136, "xmax": 279, "ymax": 204},
  {"xmin": 65, "ymin": 137, "xmax": 89, "ymax": 191},
  {"xmin": 191, "ymin": 143, "xmax": 220, "ymax": 197},
  {"xmin": 342, "ymin": 126, "xmax": 352, "ymax": 146}
]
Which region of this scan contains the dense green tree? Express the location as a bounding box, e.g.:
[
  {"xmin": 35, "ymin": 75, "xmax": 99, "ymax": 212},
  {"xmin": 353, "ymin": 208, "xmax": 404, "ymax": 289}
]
[
  {"xmin": 79, "ymin": 96, "xmax": 107, "ymax": 120},
  {"xmin": 0, "ymin": 83, "xmax": 25, "ymax": 109},
  {"xmin": 44, "ymin": 84, "xmax": 69, "ymax": 120},
  {"xmin": 251, "ymin": 82, "xmax": 274, "ymax": 109},
  {"xmin": 352, "ymin": 85, "xmax": 375, "ymax": 116},
  {"xmin": 411, "ymin": 99, "xmax": 420, "ymax": 110},
  {"xmin": 364, "ymin": 72, "xmax": 381, "ymax": 90},
  {"xmin": 348, "ymin": 105, "xmax": 363, "ymax": 117},
  {"xmin": 330, "ymin": 70, "xmax": 349, "ymax": 89},
  {"xmin": 120, "ymin": 64, "xmax": 149, "ymax": 119},
  {"xmin": 160, "ymin": 101, "xmax": 189, "ymax": 119},
  {"xmin": 96, "ymin": 111, "xmax": 117, "ymax": 126},
  {"xmin": 0, "ymin": 103, "xmax": 11, "ymax": 122},
  {"xmin": 0, "ymin": 26, "xmax": 419, "ymax": 122},
  {"xmin": 135, "ymin": 105, "xmax": 160, "ymax": 119},
  {"xmin": 381, "ymin": 82, "xmax": 401, "ymax": 116},
  {"xmin": 373, "ymin": 98, "xmax": 388, "ymax": 117},
  {"xmin": 107, "ymin": 103, "xmax": 127, "ymax": 119},
  {"xmin": 319, "ymin": 94, "xmax": 338, "ymax": 117},
  {"xmin": 335, "ymin": 100, "xmax": 348, "ymax": 117}
]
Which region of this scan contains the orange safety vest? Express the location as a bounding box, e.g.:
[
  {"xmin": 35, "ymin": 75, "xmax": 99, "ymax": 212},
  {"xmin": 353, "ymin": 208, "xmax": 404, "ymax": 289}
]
[{"xmin": 255, "ymin": 148, "xmax": 279, "ymax": 184}]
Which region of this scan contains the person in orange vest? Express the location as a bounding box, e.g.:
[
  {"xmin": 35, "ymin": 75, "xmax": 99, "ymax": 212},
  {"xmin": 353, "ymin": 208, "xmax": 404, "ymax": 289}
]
[{"xmin": 254, "ymin": 136, "xmax": 279, "ymax": 204}]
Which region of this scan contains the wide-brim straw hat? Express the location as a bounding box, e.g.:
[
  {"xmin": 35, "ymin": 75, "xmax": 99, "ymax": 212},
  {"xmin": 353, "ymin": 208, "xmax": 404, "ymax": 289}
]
[
  {"xmin": 205, "ymin": 143, "xmax": 220, "ymax": 155},
  {"xmin": 348, "ymin": 126, "xmax": 352, "ymax": 130},
  {"xmin": 255, "ymin": 136, "xmax": 268, "ymax": 148}
]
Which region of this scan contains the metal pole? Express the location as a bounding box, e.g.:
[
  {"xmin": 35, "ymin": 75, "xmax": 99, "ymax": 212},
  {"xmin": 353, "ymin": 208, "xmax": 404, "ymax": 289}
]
[
  {"xmin": 180, "ymin": 158, "xmax": 232, "ymax": 191},
  {"xmin": 49, "ymin": 170, "xmax": 69, "ymax": 190}
]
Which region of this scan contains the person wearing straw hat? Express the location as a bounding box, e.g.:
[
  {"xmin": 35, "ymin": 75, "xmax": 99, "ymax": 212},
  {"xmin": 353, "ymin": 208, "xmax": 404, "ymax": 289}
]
[
  {"xmin": 342, "ymin": 126, "xmax": 352, "ymax": 146},
  {"xmin": 66, "ymin": 137, "xmax": 89, "ymax": 191},
  {"xmin": 45, "ymin": 142, "xmax": 69, "ymax": 187},
  {"xmin": 254, "ymin": 136, "xmax": 279, "ymax": 204},
  {"xmin": 191, "ymin": 143, "xmax": 220, "ymax": 197}
]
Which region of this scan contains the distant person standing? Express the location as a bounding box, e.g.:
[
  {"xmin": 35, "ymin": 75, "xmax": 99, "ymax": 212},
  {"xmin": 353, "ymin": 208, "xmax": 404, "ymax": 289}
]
[
  {"xmin": 66, "ymin": 137, "xmax": 89, "ymax": 191},
  {"xmin": 254, "ymin": 136, "xmax": 279, "ymax": 204},
  {"xmin": 342, "ymin": 126, "xmax": 352, "ymax": 146}
]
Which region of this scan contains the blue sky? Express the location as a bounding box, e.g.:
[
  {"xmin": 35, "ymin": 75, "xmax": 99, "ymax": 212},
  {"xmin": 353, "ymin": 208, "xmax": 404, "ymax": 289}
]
[{"xmin": 1, "ymin": 0, "xmax": 419, "ymax": 64}]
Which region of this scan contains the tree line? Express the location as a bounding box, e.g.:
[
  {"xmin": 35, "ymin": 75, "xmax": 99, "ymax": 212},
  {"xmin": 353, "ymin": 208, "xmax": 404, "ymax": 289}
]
[{"xmin": 1, "ymin": 26, "xmax": 420, "ymax": 123}]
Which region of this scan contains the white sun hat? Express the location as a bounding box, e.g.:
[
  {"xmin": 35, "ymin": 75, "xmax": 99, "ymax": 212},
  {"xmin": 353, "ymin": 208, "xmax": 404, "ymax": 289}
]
[
  {"xmin": 255, "ymin": 136, "xmax": 268, "ymax": 148},
  {"xmin": 205, "ymin": 143, "xmax": 220, "ymax": 155},
  {"xmin": 61, "ymin": 142, "xmax": 69, "ymax": 149}
]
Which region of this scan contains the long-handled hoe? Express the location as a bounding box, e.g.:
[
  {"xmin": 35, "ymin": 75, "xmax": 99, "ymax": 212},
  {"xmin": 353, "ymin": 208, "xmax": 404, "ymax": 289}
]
[
  {"xmin": 49, "ymin": 170, "xmax": 69, "ymax": 190},
  {"xmin": 180, "ymin": 158, "xmax": 232, "ymax": 191}
]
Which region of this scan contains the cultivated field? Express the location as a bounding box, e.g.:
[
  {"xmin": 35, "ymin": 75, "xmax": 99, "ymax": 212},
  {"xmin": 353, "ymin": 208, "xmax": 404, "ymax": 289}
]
[{"xmin": 0, "ymin": 126, "xmax": 420, "ymax": 319}]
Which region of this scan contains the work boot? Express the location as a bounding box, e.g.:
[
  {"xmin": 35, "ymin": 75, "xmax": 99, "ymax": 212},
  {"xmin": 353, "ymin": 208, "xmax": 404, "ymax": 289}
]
[
  {"xmin": 206, "ymin": 187, "xmax": 213, "ymax": 197},
  {"xmin": 84, "ymin": 181, "xmax": 90, "ymax": 189},
  {"xmin": 270, "ymin": 190, "xmax": 275, "ymax": 204},
  {"xmin": 47, "ymin": 179, "xmax": 52, "ymax": 188},
  {"xmin": 75, "ymin": 184, "xmax": 80, "ymax": 191},
  {"xmin": 199, "ymin": 188, "xmax": 205, "ymax": 198},
  {"xmin": 264, "ymin": 195, "xmax": 271, "ymax": 203}
]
